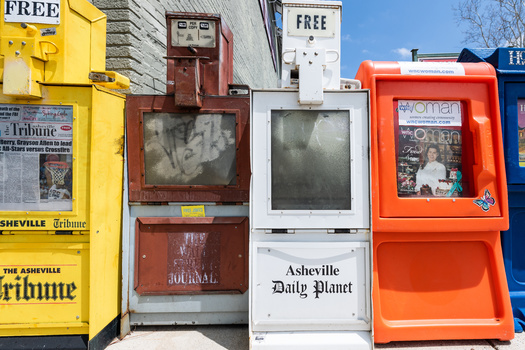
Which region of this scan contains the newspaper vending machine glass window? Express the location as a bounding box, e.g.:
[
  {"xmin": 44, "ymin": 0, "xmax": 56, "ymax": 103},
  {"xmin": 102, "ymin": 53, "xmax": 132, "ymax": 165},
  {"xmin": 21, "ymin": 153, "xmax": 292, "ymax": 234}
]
[
  {"xmin": 142, "ymin": 112, "xmax": 237, "ymax": 186},
  {"xmin": 270, "ymin": 109, "xmax": 351, "ymax": 210},
  {"xmin": 0, "ymin": 103, "xmax": 74, "ymax": 212},
  {"xmin": 394, "ymin": 100, "xmax": 474, "ymax": 198},
  {"xmin": 126, "ymin": 95, "xmax": 250, "ymax": 203}
]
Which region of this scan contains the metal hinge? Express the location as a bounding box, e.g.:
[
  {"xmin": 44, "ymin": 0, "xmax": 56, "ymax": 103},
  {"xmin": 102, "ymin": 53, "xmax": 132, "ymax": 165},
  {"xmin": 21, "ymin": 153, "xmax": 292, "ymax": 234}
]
[
  {"xmin": 327, "ymin": 229, "xmax": 370, "ymax": 234},
  {"xmin": 265, "ymin": 229, "xmax": 295, "ymax": 234}
]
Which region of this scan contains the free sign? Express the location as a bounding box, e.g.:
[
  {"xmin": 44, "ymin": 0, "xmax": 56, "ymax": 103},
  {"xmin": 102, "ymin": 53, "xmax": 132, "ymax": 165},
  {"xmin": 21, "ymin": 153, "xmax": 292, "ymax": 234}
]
[
  {"xmin": 4, "ymin": 0, "xmax": 60, "ymax": 25},
  {"xmin": 287, "ymin": 7, "xmax": 336, "ymax": 38}
]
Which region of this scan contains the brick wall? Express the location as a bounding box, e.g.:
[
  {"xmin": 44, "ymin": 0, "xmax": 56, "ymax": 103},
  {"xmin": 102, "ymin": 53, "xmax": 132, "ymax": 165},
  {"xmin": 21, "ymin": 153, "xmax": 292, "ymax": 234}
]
[{"xmin": 91, "ymin": 0, "xmax": 279, "ymax": 94}]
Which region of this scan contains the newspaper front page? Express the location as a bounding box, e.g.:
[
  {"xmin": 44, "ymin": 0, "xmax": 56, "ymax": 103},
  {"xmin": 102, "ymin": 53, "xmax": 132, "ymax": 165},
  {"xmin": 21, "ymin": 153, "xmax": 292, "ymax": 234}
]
[{"xmin": 0, "ymin": 104, "xmax": 73, "ymax": 211}]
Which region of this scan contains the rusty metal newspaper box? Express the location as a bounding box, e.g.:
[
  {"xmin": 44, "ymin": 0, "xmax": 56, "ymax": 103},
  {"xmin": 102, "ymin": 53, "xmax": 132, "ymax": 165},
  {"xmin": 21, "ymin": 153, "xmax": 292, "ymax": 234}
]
[
  {"xmin": 121, "ymin": 12, "xmax": 250, "ymax": 333},
  {"xmin": 165, "ymin": 12, "xmax": 233, "ymax": 100}
]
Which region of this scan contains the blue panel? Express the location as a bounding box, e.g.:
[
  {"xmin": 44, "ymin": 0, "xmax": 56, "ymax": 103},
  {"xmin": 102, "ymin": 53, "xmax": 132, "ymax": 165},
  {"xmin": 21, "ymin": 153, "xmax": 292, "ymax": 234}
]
[
  {"xmin": 458, "ymin": 48, "xmax": 525, "ymax": 71},
  {"xmin": 503, "ymin": 82, "xmax": 525, "ymax": 183},
  {"xmin": 457, "ymin": 48, "xmax": 497, "ymax": 65},
  {"xmin": 496, "ymin": 48, "xmax": 525, "ymax": 71},
  {"xmin": 459, "ymin": 48, "xmax": 525, "ymax": 329},
  {"xmin": 458, "ymin": 49, "xmax": 525, "ymax": 183},
  {"xmin": 503, "ymin": 203, "xmax": 525, "ymax": 329},
  {"xmin": 508, "ymin": 209, "xmax": 525, "ymax": 284}
]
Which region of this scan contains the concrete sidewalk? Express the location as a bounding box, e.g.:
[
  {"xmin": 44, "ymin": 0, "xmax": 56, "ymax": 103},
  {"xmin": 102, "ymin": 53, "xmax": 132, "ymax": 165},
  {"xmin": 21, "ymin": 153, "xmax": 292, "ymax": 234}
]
[{"xmin": 106, "ymin": 325, "xmax": 525, "ymax": 350}]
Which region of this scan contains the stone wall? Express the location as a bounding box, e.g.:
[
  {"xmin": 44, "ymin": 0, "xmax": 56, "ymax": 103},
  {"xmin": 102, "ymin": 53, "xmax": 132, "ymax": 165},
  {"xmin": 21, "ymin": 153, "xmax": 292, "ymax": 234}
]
[{"xmin": 91, "ymin": 0, "xmax": 279, "ymax": 94}]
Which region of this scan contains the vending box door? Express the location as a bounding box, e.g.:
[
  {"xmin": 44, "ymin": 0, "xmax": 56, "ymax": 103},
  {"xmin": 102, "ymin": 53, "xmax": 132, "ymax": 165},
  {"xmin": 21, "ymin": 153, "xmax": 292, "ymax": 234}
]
[
  {"xmin": 356, "ymin": 61, "xmax": 508, "ymax": 232},
  {"xmin": 134, "ymin": 216, "xmax": 248, "ymax": 295},
  {"xmin": 504, "ymin": 82, "xmax": 525, "ymax": 184},
  {"xmin": 124, "ymin": 203, "xmax": 250, "ymax": 327},
  {"xmin": 251, "ymin": 90, "xmax": 369, "ymax": 230},
  {"xmin": 0, "ymin": 88, "xmax": 93, "ymax": 231},
  {"xmin": 500, "ymin": 81, "xmax": 525, "ymax": 329},
  {"xmin": 126, "ymin": 94, "xmax": 250, "ymax": 203}
]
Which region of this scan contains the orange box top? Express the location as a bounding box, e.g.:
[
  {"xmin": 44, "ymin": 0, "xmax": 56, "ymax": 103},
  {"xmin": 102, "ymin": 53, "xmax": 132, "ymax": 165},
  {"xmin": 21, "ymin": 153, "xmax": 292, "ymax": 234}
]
[{"xmin": 356, "ymin": 61, "xmax": 508, "ymax": 232}]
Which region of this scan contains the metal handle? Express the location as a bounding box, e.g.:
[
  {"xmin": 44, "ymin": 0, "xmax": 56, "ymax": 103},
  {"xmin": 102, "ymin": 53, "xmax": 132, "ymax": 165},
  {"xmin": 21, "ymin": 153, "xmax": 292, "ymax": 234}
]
[
  {"xmin": 326, "ymin": 50, "xmax": 340, "ymax": 63},
  {"xmin": 282, "ymin": 50, "xmax": 296, "ymax": 64}
]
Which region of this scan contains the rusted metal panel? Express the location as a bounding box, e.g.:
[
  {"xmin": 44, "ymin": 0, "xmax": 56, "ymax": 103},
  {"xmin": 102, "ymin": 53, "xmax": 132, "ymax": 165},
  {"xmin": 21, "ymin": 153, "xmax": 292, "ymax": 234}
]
[
  {"xmin": 165, "ymin": 12, "xmax": 233, "ymax": 97},
  {"xmin": 126, "ymin": 94, "xmax": 250, "ymax": 203},
  {"xmin": 134, "ymin": 216, "xmax": 248, "ymax": 295},
  {"xmin": 174, "ymin": 58, "xmax": 202, "ymax": 108}
]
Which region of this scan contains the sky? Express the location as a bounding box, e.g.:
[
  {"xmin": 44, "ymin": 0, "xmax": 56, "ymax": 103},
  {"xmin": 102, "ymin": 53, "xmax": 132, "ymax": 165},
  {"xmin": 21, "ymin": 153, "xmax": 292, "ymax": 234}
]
[{"xmin": 338, "ymin": 0, "xmax": 468, "ymax": 78}]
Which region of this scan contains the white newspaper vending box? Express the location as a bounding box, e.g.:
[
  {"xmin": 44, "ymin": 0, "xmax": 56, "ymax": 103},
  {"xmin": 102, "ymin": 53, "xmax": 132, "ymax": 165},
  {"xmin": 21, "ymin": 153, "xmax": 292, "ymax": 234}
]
[{"xmin": 250, "ymin": 1, "xmax": 372, "ymax": 348}]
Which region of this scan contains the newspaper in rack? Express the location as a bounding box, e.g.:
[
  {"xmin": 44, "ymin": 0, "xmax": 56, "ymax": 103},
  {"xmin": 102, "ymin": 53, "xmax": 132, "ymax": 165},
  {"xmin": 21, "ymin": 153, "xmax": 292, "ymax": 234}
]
[{"xmin": 0, "ymin": 104, "xmax": 73, "ymax": 211}]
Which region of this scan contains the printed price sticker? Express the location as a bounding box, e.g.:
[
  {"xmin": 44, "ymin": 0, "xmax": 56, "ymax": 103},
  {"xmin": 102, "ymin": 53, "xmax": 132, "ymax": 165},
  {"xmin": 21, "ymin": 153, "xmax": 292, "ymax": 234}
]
[{"xmin": 181, "ymin": 205, "xmax": 206, "ymax": 217}]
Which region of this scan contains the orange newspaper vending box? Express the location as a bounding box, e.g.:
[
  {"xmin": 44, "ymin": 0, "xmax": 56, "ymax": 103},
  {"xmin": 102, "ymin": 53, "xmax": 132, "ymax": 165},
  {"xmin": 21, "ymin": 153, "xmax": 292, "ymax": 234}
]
[{"xmin": 355, "ymin": 61, "xmax": 513, "ymax": 343}]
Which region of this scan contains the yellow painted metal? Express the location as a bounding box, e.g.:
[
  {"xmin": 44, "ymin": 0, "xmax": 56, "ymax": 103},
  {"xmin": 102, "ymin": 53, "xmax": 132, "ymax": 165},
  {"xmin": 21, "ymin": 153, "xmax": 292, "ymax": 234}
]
[
  {"xmin": 0, "ymin": 0, "xmax": 129, "ymax": 99},
  {"xmin": 0, "ymin": 236, "xmax": 90, "ymax": 336},
  {"xmin": 0, "ymin": 324, "xmax": 90, "ymax": 337},
  {"xmin": 0, "ymin": 0, "xmax": 127, "ymax": 342},
  {"xmin": 87, "ymin": 84, "xmax": 125, "ymax": 341},
  {"xmin": 0, "ymin": 86, "xmax": 91, "ymax": 230},
  {"xmin": 0, "ymin": 85, "xmax": 125, "ymax": 339}
]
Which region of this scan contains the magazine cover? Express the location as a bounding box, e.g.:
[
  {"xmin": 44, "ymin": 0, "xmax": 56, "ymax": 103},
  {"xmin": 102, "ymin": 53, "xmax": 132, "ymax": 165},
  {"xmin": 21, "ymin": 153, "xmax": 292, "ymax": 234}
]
[
  {"xmin": 395, "ymin": 100, "xmax": 463, "ymax": 197},
  {"xmin": 519, "ymin": 99, "xmax": 525, "ymax": 167}
]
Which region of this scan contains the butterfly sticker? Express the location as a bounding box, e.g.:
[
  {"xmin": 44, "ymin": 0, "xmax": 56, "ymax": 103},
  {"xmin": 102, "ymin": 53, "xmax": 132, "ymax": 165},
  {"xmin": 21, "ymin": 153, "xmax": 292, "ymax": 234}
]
[{"xmin": 473, "ymin": 189, "xmax": 496, "ymax": 212}]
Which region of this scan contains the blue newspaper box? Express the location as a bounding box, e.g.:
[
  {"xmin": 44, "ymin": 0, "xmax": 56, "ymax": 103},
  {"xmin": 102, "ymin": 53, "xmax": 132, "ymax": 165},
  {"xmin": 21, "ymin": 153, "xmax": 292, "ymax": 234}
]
[{"xmin": 458, "ymin": 47, "xmax": 525, "ymax": 331}]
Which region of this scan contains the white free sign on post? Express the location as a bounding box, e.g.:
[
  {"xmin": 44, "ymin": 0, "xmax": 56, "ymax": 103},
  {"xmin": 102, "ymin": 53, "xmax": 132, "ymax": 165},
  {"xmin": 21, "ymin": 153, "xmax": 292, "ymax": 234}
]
[
  {"xmin": 252, "ymin": 242, "xmax": 370, "ymax": 332},
  {"xmin": 281, "ymin": 1, "xmax": 341, "ymax": 90},
  {"xmin": 4, "ymin": 0, "xmax": 60, "ymax": 25},
  {"xmin": 286, "ymin": 7, "xmax": 336, "ymax": 38}
]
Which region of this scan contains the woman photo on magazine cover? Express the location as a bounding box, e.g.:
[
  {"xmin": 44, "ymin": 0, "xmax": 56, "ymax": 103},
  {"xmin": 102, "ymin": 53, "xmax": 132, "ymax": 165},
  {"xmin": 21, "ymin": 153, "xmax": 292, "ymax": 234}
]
[{"xmin": 415, "ymin": 144, "xmax": 446, "ymax": 196}]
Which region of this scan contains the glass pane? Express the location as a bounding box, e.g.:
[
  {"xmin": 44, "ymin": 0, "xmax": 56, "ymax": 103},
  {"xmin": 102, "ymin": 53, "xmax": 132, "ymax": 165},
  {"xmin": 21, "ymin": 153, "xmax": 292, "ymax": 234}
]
[
  {"xmin": 395, "ymin": 100, "xmax": 465, "ymax": 197},
  {"xmin": 518, "ymin": 99, "xmax": 525, "ymax": 167},
  {"xmin": 271, "ymin": 110, "xmax": 351, "ymax": 210},
  {"xmin": 143, "ymin": 112, "xmax": 236, "ymax": 186},
  {"xmin": 0, "ymin": 104, "xmax": 73, "ymax": 211}
]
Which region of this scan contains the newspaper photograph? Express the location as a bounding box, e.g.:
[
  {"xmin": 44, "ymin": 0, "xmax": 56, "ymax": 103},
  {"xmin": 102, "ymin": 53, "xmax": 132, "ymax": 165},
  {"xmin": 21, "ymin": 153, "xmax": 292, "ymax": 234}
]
[
  {"xmin": 0, "ymin": 104, "xmax": 73, "ymax": 211},
  {"xmin": 395, "ymin": 100, "xmax": 464, "ymax": 198}
]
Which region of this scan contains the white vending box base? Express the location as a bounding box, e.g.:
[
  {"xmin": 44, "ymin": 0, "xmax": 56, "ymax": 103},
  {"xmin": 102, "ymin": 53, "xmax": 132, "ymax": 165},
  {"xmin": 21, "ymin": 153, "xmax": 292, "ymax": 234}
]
[{"xmin": 251, "ymin": 331, "xmax": 372, "ymax": 349}]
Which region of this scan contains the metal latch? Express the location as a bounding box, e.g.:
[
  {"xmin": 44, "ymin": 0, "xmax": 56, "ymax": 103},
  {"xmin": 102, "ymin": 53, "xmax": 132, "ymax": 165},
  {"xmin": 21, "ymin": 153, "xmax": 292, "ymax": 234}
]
[
  {"xmin": 89, "ymin": 71, "xmax": 130, "ymax": 89},
  {"xmin": 89, "ymin": 72, "xmax": 115, "ymax": 83},
  {"xmin": 228, "ymin": 84, "xmax": 250, "ymax": 96}
]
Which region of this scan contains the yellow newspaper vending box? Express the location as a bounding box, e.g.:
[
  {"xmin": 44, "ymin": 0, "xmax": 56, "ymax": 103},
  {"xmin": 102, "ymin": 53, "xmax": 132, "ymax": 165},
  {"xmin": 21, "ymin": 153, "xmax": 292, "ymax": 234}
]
[{"xmin": 0, "ymin": 1, "xmax": 129, "ymax": 349}]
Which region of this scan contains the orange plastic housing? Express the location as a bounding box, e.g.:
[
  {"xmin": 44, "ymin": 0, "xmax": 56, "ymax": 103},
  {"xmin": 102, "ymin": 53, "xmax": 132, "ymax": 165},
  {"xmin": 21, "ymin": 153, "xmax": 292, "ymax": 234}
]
[{"xmin": 356, "ymin": 61, "xmax": 513, "ymax": 343}]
